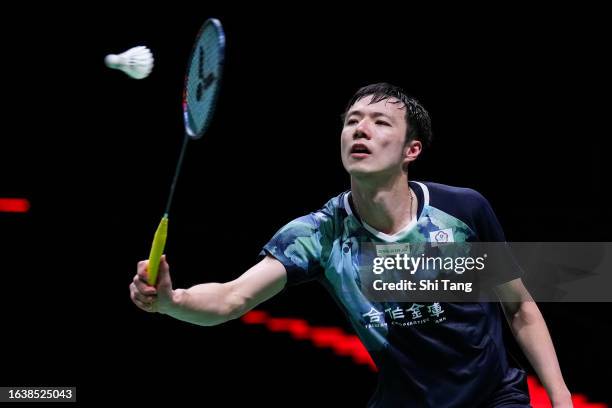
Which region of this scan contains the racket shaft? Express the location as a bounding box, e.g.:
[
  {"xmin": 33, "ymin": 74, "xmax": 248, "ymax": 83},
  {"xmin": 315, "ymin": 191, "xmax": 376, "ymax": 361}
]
[{"xmin": 147, "ymin": 215, "xmax": 168, "ymax": 285}]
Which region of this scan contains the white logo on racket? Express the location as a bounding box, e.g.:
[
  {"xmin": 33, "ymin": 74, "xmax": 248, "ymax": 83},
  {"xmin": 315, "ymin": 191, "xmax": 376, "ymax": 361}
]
[{"xmin": 196, "ymin": 47, "xmax": 216, "ymax": 101}]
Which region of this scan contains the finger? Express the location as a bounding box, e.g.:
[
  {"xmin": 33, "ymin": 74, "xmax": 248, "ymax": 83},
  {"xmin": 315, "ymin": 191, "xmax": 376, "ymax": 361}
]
[
  {"xmin": 130, "ymin": 283, "xmax": 157, "ymax": 304},
  {"xmin": 134, "ymin": 292, "xmax": 157, "ymax": 305},
  {"xmin": 132, "ymin": 275, "xmax": 157, "ymax": 295},
  {"xmin": 137, "ymin": 260, "xmax": 149, "ymax": 280},
  {"xmin": 130, "ymin": 287, "xmax": 155, "ymax": 309},
  {"xmin": 132, "ymin": 297, "xmax": 156, "ymax": 313},
  {"xmin": 157, "ymin": 255, "xmax": 172, "ymax": 288}
]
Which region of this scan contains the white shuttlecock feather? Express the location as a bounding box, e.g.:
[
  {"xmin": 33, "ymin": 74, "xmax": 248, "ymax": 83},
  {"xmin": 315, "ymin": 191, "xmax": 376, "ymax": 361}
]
[{"xmin": 104, "ymin": 46, "xmax": 154, "ymax": 79}]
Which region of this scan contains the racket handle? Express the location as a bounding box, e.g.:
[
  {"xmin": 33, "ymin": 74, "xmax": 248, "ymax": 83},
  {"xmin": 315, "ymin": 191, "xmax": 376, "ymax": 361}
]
[{"xmin": 147, "ymin": 215, "xmax": 168, "ymax": 286}]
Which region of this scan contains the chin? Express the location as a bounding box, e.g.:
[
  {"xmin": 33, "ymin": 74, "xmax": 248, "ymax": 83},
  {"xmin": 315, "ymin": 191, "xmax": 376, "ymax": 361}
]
[
  {"xmin": 347, "ymin": 165, "xmax": 377, "ymax": 178},
  {"xmin": 347, "ymin": 163, "xmax": 401, "ymax": 180}
]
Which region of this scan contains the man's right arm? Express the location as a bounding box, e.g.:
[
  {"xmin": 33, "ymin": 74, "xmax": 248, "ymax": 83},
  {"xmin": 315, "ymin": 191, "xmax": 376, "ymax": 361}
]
[{"xmin": 130, "ymin": 255, "xmax": 287, "ymax": 326}]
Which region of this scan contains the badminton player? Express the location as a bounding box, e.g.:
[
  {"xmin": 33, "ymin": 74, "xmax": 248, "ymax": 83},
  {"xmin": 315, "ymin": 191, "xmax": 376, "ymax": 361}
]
[{"xmin": 130, "ymin": 83, "xmax": 572, "ymax": 407}]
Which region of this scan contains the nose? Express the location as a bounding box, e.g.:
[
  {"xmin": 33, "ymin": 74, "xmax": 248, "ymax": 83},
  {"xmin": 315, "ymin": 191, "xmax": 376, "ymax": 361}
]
[{"xmin": 353, "ymin": 120, "xmax": 371, "ymax": 140}]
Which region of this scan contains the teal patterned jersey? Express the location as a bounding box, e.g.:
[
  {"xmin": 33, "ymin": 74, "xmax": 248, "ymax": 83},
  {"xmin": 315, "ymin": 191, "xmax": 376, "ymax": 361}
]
[{"xmin": 260, "ymin": 181, "xmax": 528, "ymax": 407}]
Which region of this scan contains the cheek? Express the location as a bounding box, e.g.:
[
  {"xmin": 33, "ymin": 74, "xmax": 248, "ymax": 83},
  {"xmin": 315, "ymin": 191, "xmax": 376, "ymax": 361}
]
[
  {"xmin": 378, "ymin": 136, "xmax": 398, "ymax": 150},
  {"xmin": 379, "ymin": 135, "xmax": 405, "ymax": 160},
  {"xmin": 382, "ymin": 130, "xmax": 405, "ymax": 149},
  {"xmin": 340, "ymin": 130, "xmax": 352, "ymax": 148}
]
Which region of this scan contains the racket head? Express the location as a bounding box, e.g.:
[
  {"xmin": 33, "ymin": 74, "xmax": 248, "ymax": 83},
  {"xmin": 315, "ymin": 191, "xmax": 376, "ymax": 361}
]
[{"xmin": 183, "ymin": 18, "xmax": 226, "ymax": 139}]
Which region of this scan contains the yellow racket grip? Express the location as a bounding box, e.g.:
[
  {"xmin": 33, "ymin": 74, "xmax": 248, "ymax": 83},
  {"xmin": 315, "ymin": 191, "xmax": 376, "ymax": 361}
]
[{"xmin": 147, "ymin": 215, "xmax": 168, "ymax": 286}]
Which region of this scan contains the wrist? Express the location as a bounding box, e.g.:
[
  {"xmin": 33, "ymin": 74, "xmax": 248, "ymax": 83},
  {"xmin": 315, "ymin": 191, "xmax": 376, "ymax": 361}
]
[
  {"xmin": 159, "ymin": 288, "xmax": 185, "ymax": 315},
  {"xmin": 550, "ymin": 388, "xmax": 572, "ymax": 405}
]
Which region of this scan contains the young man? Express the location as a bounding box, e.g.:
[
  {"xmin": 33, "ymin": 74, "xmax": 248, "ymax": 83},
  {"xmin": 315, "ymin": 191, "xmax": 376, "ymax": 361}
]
[{"xmin": 130, "ymin": 83, "xmax": 572, "ymax": 407}]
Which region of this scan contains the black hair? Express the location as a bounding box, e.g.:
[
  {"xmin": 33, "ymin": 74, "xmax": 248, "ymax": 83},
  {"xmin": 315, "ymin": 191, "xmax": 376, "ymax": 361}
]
[{"xmin": 343, "ymin": 82, "xmax": 432, "ymax": 149}]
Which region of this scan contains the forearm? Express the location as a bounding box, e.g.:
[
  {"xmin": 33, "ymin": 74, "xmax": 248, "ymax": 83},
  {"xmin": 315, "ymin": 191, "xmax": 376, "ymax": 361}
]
[
  {"xmin": 508, "ymin": 302, "xmax": 571, "ymax": 404},
  {"xmin": 161, "ymin": 282, "xmax": 245, "ymax": 326}
]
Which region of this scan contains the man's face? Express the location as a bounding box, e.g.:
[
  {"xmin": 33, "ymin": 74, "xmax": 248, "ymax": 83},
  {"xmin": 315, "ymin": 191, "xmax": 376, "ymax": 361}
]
[{"xmin": 341, "ymin": 95, "xmax": 409, "ymax": 178}]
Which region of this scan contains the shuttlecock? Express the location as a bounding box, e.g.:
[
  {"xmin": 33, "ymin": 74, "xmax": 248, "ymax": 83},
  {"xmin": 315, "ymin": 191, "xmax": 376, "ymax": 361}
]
[{"xmin": 104, "ymin": 46, "xmax": 154, "ymax": 79}]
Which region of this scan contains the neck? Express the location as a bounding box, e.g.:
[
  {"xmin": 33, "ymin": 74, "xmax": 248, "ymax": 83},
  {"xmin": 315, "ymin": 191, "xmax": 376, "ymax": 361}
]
[{"xmin": 350, "ymin": 172, "xmax": 416, "ymax": 235}]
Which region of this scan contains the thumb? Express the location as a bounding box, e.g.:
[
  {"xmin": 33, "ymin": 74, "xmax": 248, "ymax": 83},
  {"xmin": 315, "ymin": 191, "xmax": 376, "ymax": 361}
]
[{"xmin": 157, "ymin": 254, "xmax": 173, "ymax": 291}]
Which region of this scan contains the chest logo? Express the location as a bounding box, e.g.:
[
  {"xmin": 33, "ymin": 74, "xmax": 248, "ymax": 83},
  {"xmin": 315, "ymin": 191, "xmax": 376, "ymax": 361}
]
[{"xmin": 429, "ymin": 228, "xmax": 454, "ymax": 244}]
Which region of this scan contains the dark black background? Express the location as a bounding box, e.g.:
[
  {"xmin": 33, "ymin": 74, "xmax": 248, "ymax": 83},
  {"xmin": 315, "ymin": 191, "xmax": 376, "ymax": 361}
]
[{"xmin": 1, "ymin": 5, "xmax": 609, "ymax": 406}]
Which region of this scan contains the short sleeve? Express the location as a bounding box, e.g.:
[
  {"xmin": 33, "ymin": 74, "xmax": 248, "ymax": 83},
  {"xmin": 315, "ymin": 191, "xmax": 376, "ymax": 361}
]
[
  {"xmin": 470, "ymin": 190, "xmax": 506, "ymax": 242},
  {"xmin": 470, "ymin": 191, "xmax": 523, "ymax": 286},
  {"xmin": 259, "ymin": 213, "xmax": 325, "ymax": 286}
]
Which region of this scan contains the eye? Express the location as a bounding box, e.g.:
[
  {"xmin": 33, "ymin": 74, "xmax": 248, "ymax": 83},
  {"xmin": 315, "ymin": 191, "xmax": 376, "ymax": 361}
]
[
  {"xmin": 376, "ymin": 120, "xmax": 391, "ymax": 126},
  {"xmin": 346, "ymin": 119, "xmax": 358, "ymax": 125}
]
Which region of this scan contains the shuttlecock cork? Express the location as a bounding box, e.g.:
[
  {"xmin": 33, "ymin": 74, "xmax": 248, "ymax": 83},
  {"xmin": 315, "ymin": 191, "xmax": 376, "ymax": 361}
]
[{"xmin": 105, "ymin": 46, "xmax": 154, "ymax": 79}]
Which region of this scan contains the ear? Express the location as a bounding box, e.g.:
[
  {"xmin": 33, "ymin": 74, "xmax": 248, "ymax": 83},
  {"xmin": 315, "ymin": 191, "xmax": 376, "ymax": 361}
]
[{"xmin": 402, "ymin": 139, "xmax": 423, "ymax": 170}]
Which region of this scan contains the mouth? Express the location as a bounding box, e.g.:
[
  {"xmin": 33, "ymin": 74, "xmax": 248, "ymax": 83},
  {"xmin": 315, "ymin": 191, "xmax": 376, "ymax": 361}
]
[{"xmin": 350, "ymin": 143, "xmax": 371, "ymax": 158}]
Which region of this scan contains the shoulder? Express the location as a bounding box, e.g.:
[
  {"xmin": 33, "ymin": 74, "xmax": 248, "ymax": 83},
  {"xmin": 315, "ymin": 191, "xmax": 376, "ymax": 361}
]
[
  {"xmin": 310, "ymin": 191, "xmax": 350, "ymax": 224},
  {"xmin": 422, "ymin": 181, "xmax": 490, "ymax": 211},
  {"xmin": 420, "ymin": 181, "xmax": 503, "ymax": 241},
  {"xmin": 277, "ymin": 192, "xmax": 346, "ymax": 236}
]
